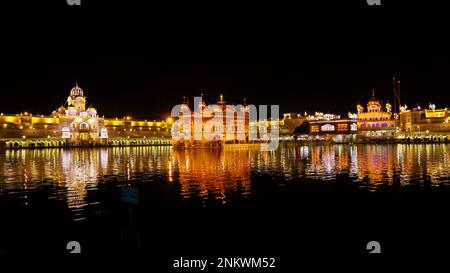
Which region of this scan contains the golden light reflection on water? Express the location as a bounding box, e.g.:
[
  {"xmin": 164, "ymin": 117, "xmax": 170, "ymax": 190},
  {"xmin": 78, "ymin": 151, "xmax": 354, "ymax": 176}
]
[
  {"xmin": 171, "ymin": 149, "xmax": 252, "ymax": 203},
  {"xmin": 1, "ymin": 144, "xmax": 450, "ymax": 219}
]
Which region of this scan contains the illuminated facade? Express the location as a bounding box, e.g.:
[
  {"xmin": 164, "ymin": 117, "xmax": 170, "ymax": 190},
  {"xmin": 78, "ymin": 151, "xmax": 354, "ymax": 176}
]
[
  {"xmin": 52, "ymin": 83, "xmax": 106, "ymax": 145},
  {"xmin": 281, "ymin": 112, "xmax": 307, "ymax": 135},
  {"xmin": 398, "ymin": 103, "xmax": 450, "ymax": 142},
  {"xmin": 356, "ymin": 91, "xmax": 396, "ymax": 140},
  {"xmin": 0, "ymin": 84, "xmax": 172, "ymax": 148},
  {"xmin": 172, "ymin": 95, "xmax": 282, "ymax": 148},
  {"xmin": 172, "ymin": 95, "xmax": 251, "ymax": 148},
  {"xmin": 309, "ymin": 112, "xmax": 358, "ymax": 142}
]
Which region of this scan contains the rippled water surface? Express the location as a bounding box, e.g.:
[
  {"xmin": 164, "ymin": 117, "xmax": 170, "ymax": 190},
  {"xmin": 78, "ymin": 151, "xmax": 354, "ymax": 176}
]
[
  {"xmin": 1, "ymin": 144, "xmax": 450, "ymax": 219},
  {"xmin": 2, "ymin": 143, "xmax": 450, "ymax": 259}
]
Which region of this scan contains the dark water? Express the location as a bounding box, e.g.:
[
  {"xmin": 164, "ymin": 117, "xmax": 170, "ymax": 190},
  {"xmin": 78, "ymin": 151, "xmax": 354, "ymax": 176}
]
[{"xmin": 1, "ymin": 144, "xmax": 450, "ymax": 265}]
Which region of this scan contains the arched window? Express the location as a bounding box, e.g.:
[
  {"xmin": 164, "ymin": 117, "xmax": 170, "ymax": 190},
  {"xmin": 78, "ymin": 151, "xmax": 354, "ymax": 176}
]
[
  {"xmin": 321, "ymin": 124, "xmax": 335, "ymax": 131},
  {"xmin": 100, "ymin": 127, "xmax": 108, "ymax": 138},
  {"xmin": 79, "ymin": 122, "xmax": 89, "ymax": 130},
  {"xmin": 62, "ymin": 127, "xmax": 71, "ymax": 138}
]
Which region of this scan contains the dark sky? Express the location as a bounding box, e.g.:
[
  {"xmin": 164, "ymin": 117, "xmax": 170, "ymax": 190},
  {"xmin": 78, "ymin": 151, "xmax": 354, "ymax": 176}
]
[{"xmin": 1, "ymin": 1, "xmax": 449, "ymax": 120}]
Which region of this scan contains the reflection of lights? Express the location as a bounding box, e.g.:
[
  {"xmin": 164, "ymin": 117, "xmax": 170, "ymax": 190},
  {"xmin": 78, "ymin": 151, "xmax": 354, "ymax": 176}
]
[
  {"xmin": 6, "ymin": 145, "xmax": 450, "ymax": 218},
  {"xmin": 168, "ymin": 161, "xmax": 173, "ymax": 182},
  {"xmin": 299, "ymin": 146, "xmax": 309, "ymax": 159}
]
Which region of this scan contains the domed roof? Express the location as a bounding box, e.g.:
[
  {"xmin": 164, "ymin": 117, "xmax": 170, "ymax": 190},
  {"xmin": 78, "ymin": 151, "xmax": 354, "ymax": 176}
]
[
  {"xmin": 368, "ymin": 96, "xmax": 380, "ymax": 105},
  {"xmin": 367, "ymin": 90, "xmax": 381, "ymax": 106},
  {"xmin": 57, "ymin": 105, "xmax": 66, "ymax": 113},
  {"xmin": 70, "ymin": 83, "xmax": 84, "ymax": 97}
]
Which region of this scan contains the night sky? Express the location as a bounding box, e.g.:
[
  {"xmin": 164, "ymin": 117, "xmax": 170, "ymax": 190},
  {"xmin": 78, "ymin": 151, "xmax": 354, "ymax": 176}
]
[{"xmin": 1, "ymin": 1, "xmax": 449, "ymax": 120}]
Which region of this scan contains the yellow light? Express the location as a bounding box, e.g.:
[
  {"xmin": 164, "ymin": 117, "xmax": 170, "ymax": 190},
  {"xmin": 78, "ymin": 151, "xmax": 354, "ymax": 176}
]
[
  {"xmin": 167, "ymin": 117, "xmax": 173, "ymax": 123},
  {"xmin": 22, "ymin": 136, "xmax": 26, "ymax": 139}
]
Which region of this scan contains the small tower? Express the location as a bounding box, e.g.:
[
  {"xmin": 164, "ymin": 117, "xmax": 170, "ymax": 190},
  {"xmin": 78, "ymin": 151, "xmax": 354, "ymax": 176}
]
[
  {"xmin": 180, "ymin": 96, "xmax": 189, "ymax": 113},
  {"xmin": 386, "ymin": 101, "xmax": 392, "ymax": 112},
  {"xmin": 367, "ymin": 90, "xmax": 382, "ymax": 113},
  {"xmin": 357, "ymin": 102, "xmax": 364, "ymax": 114},
  {"xmin": 217, "ymin": 92, "xmax": 226, "ymax": 110},
  {"xmin": 198, "ymin": 93, "xmax": 206, "ymax": 112}
]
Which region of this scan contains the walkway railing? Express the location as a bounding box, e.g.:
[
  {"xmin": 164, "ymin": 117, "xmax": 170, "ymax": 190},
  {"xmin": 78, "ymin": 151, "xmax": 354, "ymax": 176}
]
[{"xmin": 0, "ymin": 137, "xmax": 172, "ymax": 149}]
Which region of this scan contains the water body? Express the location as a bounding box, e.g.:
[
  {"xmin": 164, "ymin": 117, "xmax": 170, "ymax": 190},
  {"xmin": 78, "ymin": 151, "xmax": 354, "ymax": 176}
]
[{"xmin": 1, "ymin": 144, "xmax": 449, "ymax": 261}]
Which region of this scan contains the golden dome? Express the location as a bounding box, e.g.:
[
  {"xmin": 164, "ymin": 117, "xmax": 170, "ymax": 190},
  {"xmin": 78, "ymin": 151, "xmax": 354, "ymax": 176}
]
[
  {"xmin": 367, "ymin": 96, "xmax": 381, "ymax": 106},
  {"xmin": 367, "ymin": 89, "xmax": 381, "ymax": 107},
  {"xmin": 57, "ymin": 105, "xmax": 66, "ymax": 114}
]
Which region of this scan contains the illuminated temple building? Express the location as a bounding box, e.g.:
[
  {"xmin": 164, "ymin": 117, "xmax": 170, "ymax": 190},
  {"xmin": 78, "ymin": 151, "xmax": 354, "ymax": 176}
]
[
  {"xmin": 398, "ymin": 103, "xmax": 450, "ymax": 142},
  {"xmin": 172, "ymin": 95, "xmax": 250, "ymax": 148},
  {"xmin": 356, "ymin": 91, "xmax": 397, "ymax": 140},
  {"xmin": 172, "ymin": 94, "xmax": 281, "ymax": 148},
  {"xmin": 0, "ymin": 84, "xmax": 172, "ymax": 148}
]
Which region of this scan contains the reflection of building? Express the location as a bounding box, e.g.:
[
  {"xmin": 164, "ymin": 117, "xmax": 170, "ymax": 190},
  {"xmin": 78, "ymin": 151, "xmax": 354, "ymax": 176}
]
[
  {"xmin": 0, "ymin": 83, "xmax": 172, "ymax": 147},
  {"xmin": 398, "ymin": 103, "xmax": 450, "ymax": 141},
  {"xmin": 309, "ymin": 112, "xmax": 358, "ymax": 142},
  {"xmin": 172, "ymin": 149, "xmax": 251, "ymax": 201},
  {"xmin": 356, "ymin": 91, "xmax": 396, "ymax": 140}
]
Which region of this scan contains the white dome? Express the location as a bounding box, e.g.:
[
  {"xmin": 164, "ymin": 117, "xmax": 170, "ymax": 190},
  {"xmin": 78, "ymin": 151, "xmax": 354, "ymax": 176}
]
[{"xmin": 70, "ymin": 84, "xmax": 84, "ymax": 97}]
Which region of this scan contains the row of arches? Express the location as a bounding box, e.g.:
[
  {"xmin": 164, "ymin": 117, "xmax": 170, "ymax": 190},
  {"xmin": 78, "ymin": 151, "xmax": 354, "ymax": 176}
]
[
  {"xmin": 3, "ymin": 138, "xmax": 172, "ymax": 149},
  {"xmin": 401, "ymin": 135, "xmax": 449, "ymax": 143},
  {"xmin": 5, "ymin": 139, "xmax": 67, "ymax": 148},
  {"xmin": 106, "ymin": 138, "xmax": 172, "ymax": 146}
]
